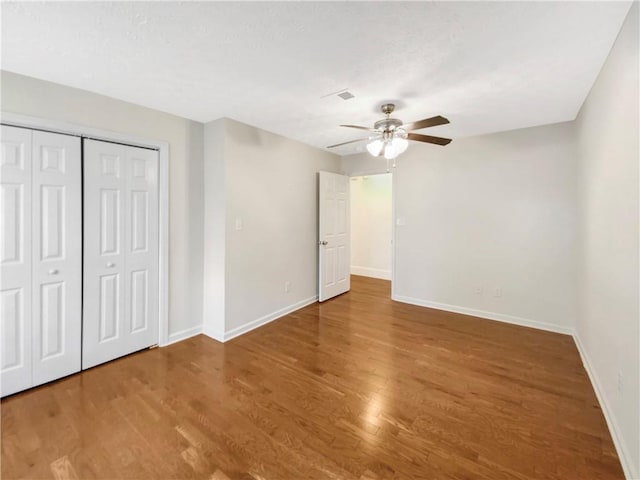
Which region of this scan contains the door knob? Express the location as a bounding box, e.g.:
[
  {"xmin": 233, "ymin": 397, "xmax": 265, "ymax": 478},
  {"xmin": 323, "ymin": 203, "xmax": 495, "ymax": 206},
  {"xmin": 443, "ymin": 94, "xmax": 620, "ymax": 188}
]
[
  {"xmin": 319, "ymin": 241, "xmax": 328, "ymax": 246},
  {"xmin": 48, "ymin": 269, "xmax": 59, "ymax": 275},
  {"xmin": 106, "ymin": 263, "xmax": 115, "ymax": 268}
]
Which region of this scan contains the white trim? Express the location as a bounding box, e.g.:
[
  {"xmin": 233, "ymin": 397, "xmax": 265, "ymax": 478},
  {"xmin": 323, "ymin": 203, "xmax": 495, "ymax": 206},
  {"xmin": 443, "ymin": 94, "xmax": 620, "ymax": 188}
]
[
  {"xmin": 202, "ymin": 325, "xmax": 225, "ymax": 343},
  {"xmin": 224, "ymin": 295, "xmax": 318, "ymax": 341},
  {"xmin": 158, "ymin": 146, "xmax": 169, "ymax": 346},
  {"xmin": 351, "ymin": 266, "xmax": 391, "ymax": 280},
  {"xmin": 165, "ymin": 326, "xmax": 203, "ymax": 346},
  {"xmin": 1, "ymin": 112, "xmax": 164, "ymax": 150},
  {"xmin": 1, "ymin": 111, "xmax": 171, "ymax": 348},
  {"xmin": 345, "ymin": 166, "xmax": 391, "ymax": 177},
  {"xmin": 391, "ymin": 170, "xmax": 397, "ymax": 298},
  {"xmin": 202, "ymin": 296, "xmax": 318, "ymax": 343},
  {"xmin": 391, "ymin": 294, "xmax": 574, "ymax": 335},
  {"xmin": 574, "ymin": 335, "xmax": 637, "ymax": 480},
  {"xmin": 346, "ymin": 171, "xmax": 395, "ymax": 294}
]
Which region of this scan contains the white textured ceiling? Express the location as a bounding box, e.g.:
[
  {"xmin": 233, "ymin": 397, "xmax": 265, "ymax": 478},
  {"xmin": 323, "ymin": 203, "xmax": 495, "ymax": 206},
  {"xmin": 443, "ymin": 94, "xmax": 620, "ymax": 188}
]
[{"xmin": 1, "ymin": 1, "xmax": 632, "ymax": 155}]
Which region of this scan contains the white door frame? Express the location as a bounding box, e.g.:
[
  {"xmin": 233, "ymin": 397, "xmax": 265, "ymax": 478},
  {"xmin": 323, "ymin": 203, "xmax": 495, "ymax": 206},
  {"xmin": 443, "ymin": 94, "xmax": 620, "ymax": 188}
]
[
  {"xmin": 1, "ymin": 112, "xmax": 171, "ymax": 347},
  {"xmin": 345, "ymin": 168, "xmax": 396, "ymax": 298}
]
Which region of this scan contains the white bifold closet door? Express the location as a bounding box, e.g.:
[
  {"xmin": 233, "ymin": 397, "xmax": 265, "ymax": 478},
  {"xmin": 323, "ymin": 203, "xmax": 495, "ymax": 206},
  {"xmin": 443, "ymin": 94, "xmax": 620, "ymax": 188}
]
[
  {"xmin": 83, "ymin": 139, "xmax": 159, "ymax": 369},
  {"xmin": 1, "ymin": 126, "xmax": 82, "ymax": 397}
]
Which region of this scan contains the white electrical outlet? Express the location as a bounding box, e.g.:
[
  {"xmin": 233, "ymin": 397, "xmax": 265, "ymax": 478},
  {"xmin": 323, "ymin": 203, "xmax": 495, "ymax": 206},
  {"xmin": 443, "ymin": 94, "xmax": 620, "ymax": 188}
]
[
  {"xmin": 284, "ymin": 281, "xmax": 291, "ymax": 293},
  {"xmin": 235, "ymin": 218, "xmax": 243, "ymax": 231},
  {"xmin": 494, "ymin": 287, "xmax": 502, "ymax": 297},
  {"xmin": 475, "ymin": 287, "xmax": 483, "ymax": 295}
]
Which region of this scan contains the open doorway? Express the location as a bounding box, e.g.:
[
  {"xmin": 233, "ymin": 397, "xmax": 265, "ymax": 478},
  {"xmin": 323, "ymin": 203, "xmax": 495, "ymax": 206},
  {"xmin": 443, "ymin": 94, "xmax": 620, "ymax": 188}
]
[{"xmin": 349, "ymin": 173, "xmax": 393, "ymax": 286}]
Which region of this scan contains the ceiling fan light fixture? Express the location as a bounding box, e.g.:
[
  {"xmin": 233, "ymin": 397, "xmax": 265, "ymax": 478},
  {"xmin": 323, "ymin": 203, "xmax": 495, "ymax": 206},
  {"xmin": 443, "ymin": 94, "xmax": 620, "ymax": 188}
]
[
  {"xmin": 383, "ymin": 142, "xmax": 399, "ymax": 160},
  {"xmin": 392, "ymin": 135, "xmax": 409, "ymax": 155},
  {"xmin": 366, "ymin": 138, "xmax": 384, "ymax": 157},
  {"xmin": 329, "ymin": 103, "xmax": 452, "ymax": 156},
  {"xmin": 378, "ymin": 135, "xmax": 408, "ymax": 161},
  {"xmin": 383, "ymin": 145, "xmax": 395, "ymax": 160}
]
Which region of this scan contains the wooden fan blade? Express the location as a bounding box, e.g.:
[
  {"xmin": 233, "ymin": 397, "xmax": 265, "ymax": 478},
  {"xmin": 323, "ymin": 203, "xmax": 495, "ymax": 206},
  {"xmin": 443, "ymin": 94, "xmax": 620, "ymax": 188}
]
[
  {"xmin": 340, "ymin": 124, "xmax": 380, "ymax": 132},
  {"xmin": 327, "ymin": 137, "xmax": 370, "ymax": 148},
  {"xmin": 407, "ymin": 133, "xmax": 452, "ymax": 146},
  {"xmin": 402, "ymin": 115, "xmax": 450, "ymax": 131}
]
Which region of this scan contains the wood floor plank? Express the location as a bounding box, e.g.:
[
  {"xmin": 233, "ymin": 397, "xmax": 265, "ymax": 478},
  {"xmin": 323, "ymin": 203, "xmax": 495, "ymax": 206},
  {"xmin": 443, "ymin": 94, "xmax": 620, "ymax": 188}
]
[{"xmin": 1, "ymin": 275, "xmax": 624, "ymax": 479}]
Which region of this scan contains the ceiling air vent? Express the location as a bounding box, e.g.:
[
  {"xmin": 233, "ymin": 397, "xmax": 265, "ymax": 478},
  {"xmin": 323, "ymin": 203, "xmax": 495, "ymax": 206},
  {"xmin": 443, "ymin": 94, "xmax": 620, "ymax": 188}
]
[
  {"xmin": 337, "ymin": 91, "xmax": 355, "ymax": 100},
  {"xmin": 320, "ymin": 88, "xmax": 355, "ymax": 100}
]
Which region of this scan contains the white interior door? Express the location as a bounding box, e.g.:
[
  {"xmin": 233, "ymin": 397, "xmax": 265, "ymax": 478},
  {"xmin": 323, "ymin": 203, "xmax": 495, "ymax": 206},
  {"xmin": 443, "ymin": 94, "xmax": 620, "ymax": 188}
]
[
  {"xmin": 31, "ymin": 131, "xmax": 82, "ymax": 385},
  {"xmin": 83, "ymin": 139, "xmax": 159, "ymax": 369},
  {"xmin": 1, "ymin": 126, "xmax": 33, "ymax": 396},
  {"xmin": 318, "ymin": 171, "xmax": 350, "ymax": 302}
]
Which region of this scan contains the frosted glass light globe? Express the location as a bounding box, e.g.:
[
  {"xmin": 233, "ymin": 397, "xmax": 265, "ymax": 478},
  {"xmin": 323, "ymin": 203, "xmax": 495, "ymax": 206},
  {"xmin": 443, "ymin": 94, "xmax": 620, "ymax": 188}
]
[{"xmin": 366, "ymin": 139, "xmax": 384, "ymax": 156}]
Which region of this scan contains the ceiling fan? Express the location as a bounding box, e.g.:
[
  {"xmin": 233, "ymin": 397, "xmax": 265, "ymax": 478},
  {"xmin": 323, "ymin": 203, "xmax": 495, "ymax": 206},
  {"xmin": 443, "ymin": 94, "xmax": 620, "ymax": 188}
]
[{"xmin": 328, "ymin": 103, "xmax": 452, "ymax": 163}]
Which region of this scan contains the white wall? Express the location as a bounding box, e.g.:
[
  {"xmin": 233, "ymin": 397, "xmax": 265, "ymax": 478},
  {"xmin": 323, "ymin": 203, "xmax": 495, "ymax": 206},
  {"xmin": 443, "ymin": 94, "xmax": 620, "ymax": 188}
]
[
  {"xmin": 202, "ymin": 119, "xmax": 226, "ymax": 340},
  {"xmin": 202, "ymin": 118, "xmax": 341, "ymax": 340},
  {"xmin": 575, "ymin": 3, "xmax": 639, "ymax": 477},
  {"xmin": 350, "ymin": 174, "xmax": 393, "ymax": 280},
  {"xmin": 343, "ymin": 122, "xmax": 579, "ymax": 333},
  {"xmin": 1, "ymin": 71, "xmax": 205, "ymax": 341}
]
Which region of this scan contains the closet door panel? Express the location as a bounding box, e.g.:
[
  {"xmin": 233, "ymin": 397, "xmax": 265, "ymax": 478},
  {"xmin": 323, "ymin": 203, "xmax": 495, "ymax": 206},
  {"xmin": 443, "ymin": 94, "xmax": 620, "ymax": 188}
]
[
  {"xmin": 0, "ymin": 126, "xmax": 33, "ymax": 396},
  {"xmin": 125, "ymin": 148, "xmax": 158, "ymax": 352},
  {"xmin": 31, "ymin": 131, "xmax": 82, "ymax": 385},
  {"xmin": 83, "ymin": 140, "xmax": 127, "ymax": 369},
  {"xmin": 83, "ymin": 140, "xmax": 158, "ymax": 369}
]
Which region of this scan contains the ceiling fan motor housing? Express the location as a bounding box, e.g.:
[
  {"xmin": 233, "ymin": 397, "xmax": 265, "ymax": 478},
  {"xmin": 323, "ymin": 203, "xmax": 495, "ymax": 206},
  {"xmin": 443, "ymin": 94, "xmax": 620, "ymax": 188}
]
[{"xmin": 374, "ymin": 118, "xmax": 403, "ymax": 132}]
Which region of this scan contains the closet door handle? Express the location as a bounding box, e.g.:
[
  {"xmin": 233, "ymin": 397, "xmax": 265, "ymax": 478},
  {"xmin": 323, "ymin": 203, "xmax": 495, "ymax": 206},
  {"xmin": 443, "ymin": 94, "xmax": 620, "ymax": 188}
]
[
  {"xmin": 48, "ymin": 269, "xmax": 59, "ymax": 275},
  {"xmin": 106, "ymin": 263, "xmax": 115, "ymax": 268}
]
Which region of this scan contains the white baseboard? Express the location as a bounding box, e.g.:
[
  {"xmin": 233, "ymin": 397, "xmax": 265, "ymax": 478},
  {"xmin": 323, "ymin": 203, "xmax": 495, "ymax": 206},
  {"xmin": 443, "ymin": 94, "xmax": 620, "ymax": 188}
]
[
  {"xmin": 574, "ymin": 335, "xmax": 637, "ymax": 480},
  {"xmin": 350, "ymin": 266, "xmax": 392, "ymax": 280},
  {"xmin": 202, "ymin": 324, "xmax": 225, "ymax": 343},
  {"xmin": 162, "ymin": 325, "xmax": 203, "ymax": 346},
  {"xmin": 391, "ymin": 294, "xmax": 574, "ymax": 335},
  {"xmin": 222, "ymin": 295, "xmax": 318, "ymax": 342}
]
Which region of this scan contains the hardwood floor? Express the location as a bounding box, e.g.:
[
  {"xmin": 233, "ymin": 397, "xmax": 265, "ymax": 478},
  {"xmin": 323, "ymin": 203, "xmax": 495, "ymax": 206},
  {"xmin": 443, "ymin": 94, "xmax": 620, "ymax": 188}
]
[{"xmin": 1, "ymin": 276, "xmax": 623, "ymax": 479}]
